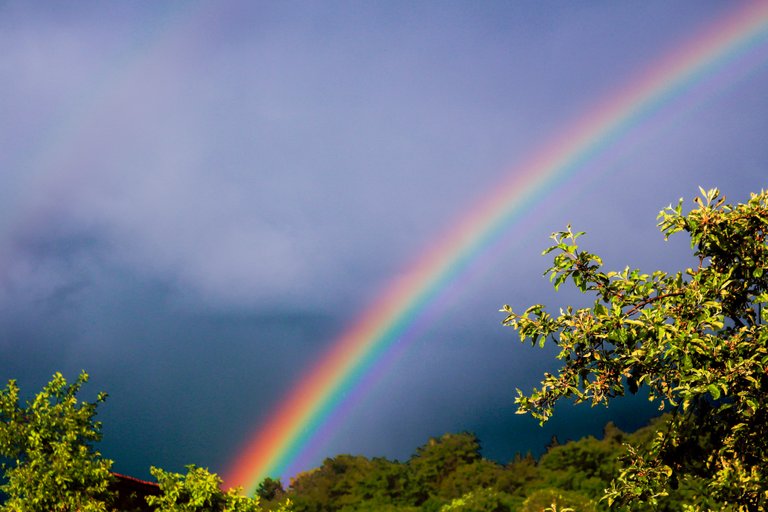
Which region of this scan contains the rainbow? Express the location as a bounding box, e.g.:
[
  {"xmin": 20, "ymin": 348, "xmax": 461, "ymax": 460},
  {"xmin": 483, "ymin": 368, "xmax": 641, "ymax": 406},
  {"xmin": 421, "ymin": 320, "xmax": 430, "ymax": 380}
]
[{"xmin": 225, "ymin": 2, "xmax": 768, "ymax": 493}]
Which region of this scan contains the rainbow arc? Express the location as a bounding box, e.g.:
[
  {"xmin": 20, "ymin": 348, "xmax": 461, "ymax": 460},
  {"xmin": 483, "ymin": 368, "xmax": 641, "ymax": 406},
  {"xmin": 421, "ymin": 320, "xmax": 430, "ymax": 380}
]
[{"xmin": 224, "ymin": 2, "xmax": 768, "ymax": 495}]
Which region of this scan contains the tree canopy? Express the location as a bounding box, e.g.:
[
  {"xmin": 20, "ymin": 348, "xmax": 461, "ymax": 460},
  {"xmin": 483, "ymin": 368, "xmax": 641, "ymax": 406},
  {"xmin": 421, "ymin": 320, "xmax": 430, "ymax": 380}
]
[
  {"xmin": 0, "ymin": 371, "xmax": 114, "ymax": 512},
  {"xmin": 502, "ymin": 188, "xmax": 768, "ymax": 510}
]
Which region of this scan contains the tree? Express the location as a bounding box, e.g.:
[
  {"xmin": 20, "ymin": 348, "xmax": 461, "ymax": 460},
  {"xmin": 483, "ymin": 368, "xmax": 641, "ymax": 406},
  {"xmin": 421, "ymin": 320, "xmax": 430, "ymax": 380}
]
[
  {"xmin": 147, "ymin": 465, "xmax": 286, "ymax": 512},
  {"xmin": 255, "ymin": 477, "xmax": 284, "ymax": 502},
  {"xmin": 520, "ymin": 488, "xmax": 597, "ymax": 512},
  {"xmin": 502, "ymin": 188, "xmax": 768, "ymax": 510},
  {"xmin": 0, "ymin": 371, "xmax": 114, "ymax": 512},
  {"xmin": 537, "ymin": 432, "xmax": 622, "ymax": 501},
  {"xmin": 439, "ymin": 487, "xmax": 516, "ymax": 512},
  {"xmin": 437, "ymin": 459, "xmax": 507, "ymax": 501},
  {"xmin": 409, "ymin": 432, "xmax": 482, "ymax": 493},
  {"xmin": 288, "ymin": 454, "xmax": 415, "ymax": 512}
]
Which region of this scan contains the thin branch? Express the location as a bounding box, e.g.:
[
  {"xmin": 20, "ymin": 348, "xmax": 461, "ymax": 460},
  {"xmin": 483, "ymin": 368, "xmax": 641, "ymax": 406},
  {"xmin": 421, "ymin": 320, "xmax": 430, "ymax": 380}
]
[{"xmin": 625, "ymin": 292, "xmax": 685, "ymax": 317}]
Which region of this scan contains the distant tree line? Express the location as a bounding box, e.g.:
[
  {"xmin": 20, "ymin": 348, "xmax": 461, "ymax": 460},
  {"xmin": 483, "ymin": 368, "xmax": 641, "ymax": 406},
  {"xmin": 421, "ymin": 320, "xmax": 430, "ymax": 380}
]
[{"xmin": 259, "ymin": 417, "xmax": 717, "ymax": 512}]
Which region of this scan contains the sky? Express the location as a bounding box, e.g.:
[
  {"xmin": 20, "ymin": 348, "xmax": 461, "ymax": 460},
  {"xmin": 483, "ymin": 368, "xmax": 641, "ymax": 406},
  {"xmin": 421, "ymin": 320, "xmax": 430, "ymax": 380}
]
[{"xmin": 1, "ymin": 1, "xmax": 767, "ymax": 485}]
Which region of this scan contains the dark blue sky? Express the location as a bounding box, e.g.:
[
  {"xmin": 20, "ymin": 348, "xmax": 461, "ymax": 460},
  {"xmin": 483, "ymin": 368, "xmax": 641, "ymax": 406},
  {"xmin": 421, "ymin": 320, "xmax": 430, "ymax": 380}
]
[{"xmin": 1, "ymin": 1, "xmax": 767, "ymax": 483}]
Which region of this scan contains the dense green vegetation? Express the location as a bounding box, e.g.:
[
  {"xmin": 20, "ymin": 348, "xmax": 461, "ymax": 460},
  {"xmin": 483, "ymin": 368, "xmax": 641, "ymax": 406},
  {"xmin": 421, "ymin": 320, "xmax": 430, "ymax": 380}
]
[{"xmin": 262, "ymin": 417, "xmax": 729, "ymax": 512}]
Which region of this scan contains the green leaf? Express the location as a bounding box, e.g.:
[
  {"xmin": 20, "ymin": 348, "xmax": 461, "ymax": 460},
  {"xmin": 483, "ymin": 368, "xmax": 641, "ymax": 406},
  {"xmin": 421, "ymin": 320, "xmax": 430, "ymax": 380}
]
[{"xmin": 707, "ymin": 383, "xmax": 721, "ymax": 400}]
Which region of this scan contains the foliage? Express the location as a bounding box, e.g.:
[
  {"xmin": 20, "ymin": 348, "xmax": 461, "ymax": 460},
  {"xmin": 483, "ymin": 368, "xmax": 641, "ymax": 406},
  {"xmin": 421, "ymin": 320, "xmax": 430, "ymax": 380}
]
[
  {"xmin": 437, "ymin": 459, "xmax": 506, "ymax": 501},
  {"xmin": 439, "ymin": 487, "xmax": 516, "ymax": 512},
  {"xmin": 0, "ymin": 371, "xmax": 114, "ymax": 512},
  {"xmin": 496, "ymin": 453, "xmax": 543, "ymax": 501},
  {"xmin": 520, "ymin": 488, "xmax": 597, "ymax": 512},
  {"xmin": 537, "ymin": 432, "xmax": 621, "ymax": 500},
  {"xmin": 255, "ymin": 477, "xmax": 284, "ymax": 502},
  {"xmin": 502, "ymin": 188, "xmax": 768, "ymax": 509},
  {"xmin": 147, "ymin": 465, "xmax": 282, "ymax": 512},
  {"xmin": 286, "ymin": 434, "xmax": 496, "ymax": 512},
  {"xmin": 288, "ymin": 455, "xmax": 415, "ymax": 512},
  {"xmin": 408, "ymin": 432, "xmax": 483, "ymax": 500},
  {"xmin": 281, "ymin": 425, "xmax": 675, "ymax": 511}
]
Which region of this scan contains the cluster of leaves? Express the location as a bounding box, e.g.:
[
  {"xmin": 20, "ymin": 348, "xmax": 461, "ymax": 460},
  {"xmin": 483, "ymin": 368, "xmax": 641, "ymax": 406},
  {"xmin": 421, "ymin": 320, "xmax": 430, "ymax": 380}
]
[
  {"xmin": 148, "ymin": 465, "xmax": 289, "ymax": 512},
  {"xmin": 0, "ymin": 372, "xmax": 286, "ymax": 512},
  {"xmin": 502, "ymin": 188, "xmax": 768, "ymax": 510},
  {"xmin": 0, "ymin": 372, "xmax": 113, "ymax": 512}
]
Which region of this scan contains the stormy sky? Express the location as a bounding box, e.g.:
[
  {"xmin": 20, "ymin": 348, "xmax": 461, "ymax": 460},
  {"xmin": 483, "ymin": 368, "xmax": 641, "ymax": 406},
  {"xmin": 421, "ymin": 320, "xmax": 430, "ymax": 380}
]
[{"xmin": 1, "ymin": 1, "xmax": 767, "ymax": 483}]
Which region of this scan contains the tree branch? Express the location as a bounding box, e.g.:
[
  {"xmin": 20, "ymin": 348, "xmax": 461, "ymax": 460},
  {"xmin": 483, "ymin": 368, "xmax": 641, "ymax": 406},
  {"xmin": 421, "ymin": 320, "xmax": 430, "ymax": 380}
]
[{"xmin": 624, "ymin": 291, "xmax": 685, "ymax": 317}]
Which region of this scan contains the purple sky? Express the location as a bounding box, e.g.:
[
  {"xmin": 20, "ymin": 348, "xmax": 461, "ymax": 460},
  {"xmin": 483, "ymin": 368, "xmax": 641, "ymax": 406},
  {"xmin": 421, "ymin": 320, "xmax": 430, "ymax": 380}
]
[{"xmin": 1, "ymin": 1, "xmax": 767, "ymax": 483}]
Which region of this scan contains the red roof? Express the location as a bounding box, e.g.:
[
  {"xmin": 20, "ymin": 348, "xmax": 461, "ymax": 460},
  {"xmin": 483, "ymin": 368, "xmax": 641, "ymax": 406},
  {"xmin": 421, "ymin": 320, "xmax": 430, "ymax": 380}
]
[{"xmin": 110, "ymin": 472, "xmax": 160, "ymax": 511}]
